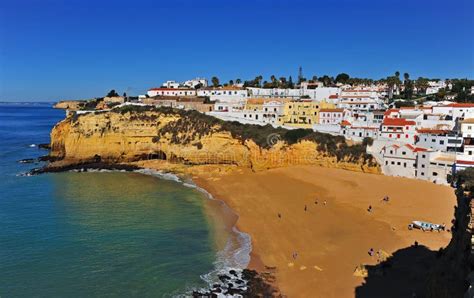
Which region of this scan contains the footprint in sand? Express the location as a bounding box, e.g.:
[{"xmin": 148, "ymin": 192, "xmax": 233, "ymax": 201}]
[
  {"xmin": 313, "ymin": 265, "xmax": 323, "ymax": 271},
  {"xmin": 300, "ymin": 266, "xmax": 307, "ymax": 270},
  {"xmin": 288, "ymin": 262, "xmax": 294, "ymax": 267}
]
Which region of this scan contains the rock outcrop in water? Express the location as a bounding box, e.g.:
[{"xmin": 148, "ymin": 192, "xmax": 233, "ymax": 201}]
[{"xmin": 48, "ymin": 105, "xmax": 380, "ymax": 173}]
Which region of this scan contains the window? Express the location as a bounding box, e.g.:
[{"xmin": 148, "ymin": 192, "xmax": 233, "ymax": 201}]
[
  {"xmin": 385, "ymin": 161, "xmax": 388, "ymax": 165},
  {"xmin": 397, "ymin": 162, "xmax": 401, "ymax": 165},
  {"xmin": 433, "ymin": 172, "xmax": 438, "ymax": 176},
  {"xmin": 403, "ymin": 162, "xmax": 406, "ymax": 168},
  {"xmin": 432, "ymin": 139, "xmax": 436, "ymax": 143},
  {"xmin": 422, "ymin": 164, "xmax": 425, "ymax": 168},
  {"xmin": 390, "ymin": 150, "xmax": 393, "ymax": 154},
  {"xmin": 391, "ymin": 161, "xmax": 395, "ymax": 165},
  {"xmin": 440, "ymin": 140, "xmax": 444, "ymax": 145},
  {"xmin": 402, "ymin": 151, "xmax": 406, "ymax": 155},
  {"xmin": 422, "ymin": 154, "xmax": 426, "ymax": 158},
  {"xmin": 421, "ymin": 172, "xmax": 425, "ymax": 176}
]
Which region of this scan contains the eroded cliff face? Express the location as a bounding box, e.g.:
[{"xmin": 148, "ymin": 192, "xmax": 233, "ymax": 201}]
[{"xmin": 50, "ymin": 108, "xmax": 379, "ymax": 173}]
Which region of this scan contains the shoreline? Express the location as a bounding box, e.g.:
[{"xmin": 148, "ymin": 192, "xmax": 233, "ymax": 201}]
[
  {"xmin": 31, "ymin": 160, "xmax": 457, "ymax": 296},
  {"xmin": 27, "ymin": 161, "xmax": 275, "ymax": 295},
  {"xmin": 183, "ymin": 164, "xmax": 457, "ymax": 297}
]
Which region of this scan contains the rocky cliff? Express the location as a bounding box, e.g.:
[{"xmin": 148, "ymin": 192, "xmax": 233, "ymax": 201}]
[{"xmin": 49, "ymin": 105, "xmax": 379, "ymax": 173}]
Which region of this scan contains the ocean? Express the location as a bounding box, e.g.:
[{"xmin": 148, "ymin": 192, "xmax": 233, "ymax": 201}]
[{"xmin": 0, "ymin": 103, "xmax": 249, "ymax": 297}]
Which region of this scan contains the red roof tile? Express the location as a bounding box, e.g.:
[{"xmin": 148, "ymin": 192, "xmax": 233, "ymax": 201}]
[
  {"xmin": 405, "ymin": 144, "xmax": 428, "ymax": 152},
  {"xmin": 416, "ymin": 128, "xmax": 450, "ymax": 134},
  {"xmin": 149, "ymin": 88, "xmax": 195, "ymax": 91},
  {"xmin": 444, "ymin": 103, "xmax": 474, "ymax": 108},
  {"xmin": 340, "ymin": 120, "xmax": 351, "ymax": 126},
  {"xmin": 320, "ymin": 108, "xmax": 344, "ymax": 113},
  {"xmin": 382, "ymin": 118, "xmax": 416, "ymax": 126},
  {"xmin": 384, "ymin": 109, "xmax": 399, "ymax": 116}
]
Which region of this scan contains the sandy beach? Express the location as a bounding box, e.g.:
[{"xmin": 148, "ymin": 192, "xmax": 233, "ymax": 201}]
[{"xmin": 188, "ymin": 165, "xmax": 457, "ymax": 297}]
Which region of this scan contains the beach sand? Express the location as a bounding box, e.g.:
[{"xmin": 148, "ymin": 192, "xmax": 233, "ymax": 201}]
[{"xmin": 191, "ymin": 165, "xmax": 457, "ymax": 297}]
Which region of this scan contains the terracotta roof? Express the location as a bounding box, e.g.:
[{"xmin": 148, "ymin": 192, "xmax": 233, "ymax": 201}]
[
  {"xmin": 350, "ymin": 126, "xmax": 379, "ymax": 130},
  {"xmin": 445, "ymin": 103, "xmax": 474, "ymax": 108},
  {"xmin": 456, "ymin": 160, "xmax": 474, "ymax": 165},
  {"xmin": 462, "ymin": 118, "xmax": 474, "ymax": 124},
  {"xmin": 320, "ymin": 108, "xmax": 344, "ymax": 113},
  {"xmin": 416, "ymin": 128, "xmax": 450, "ymax": 134},
  {"xmin": 382, "ymin": 118, "xmax": 416, "ymax": 126},
  {"xmin": 340, "ymin": 95, "xmax": 374, "ymax": 98},
  {"xmin": 328, "ymin": 94, "xmax": 339, "ymax": 99},
  {"xmin": 405, "ymin": 144, "xmax": 428, "ymax": 152},
  {"xmin": 384, "ymin": 109, "xmax": 399, "ymax": 116},
  {"xmin": 340, "ymin": 120, "xmax": 351, "ymax": 126},
  {"xmin": 149, "ymin": 88, "xmax": 195, "ymax": 91}
]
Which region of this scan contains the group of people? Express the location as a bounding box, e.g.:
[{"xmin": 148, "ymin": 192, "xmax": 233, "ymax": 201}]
[
  {"xmin": 277, "ymin": 199, "xmax": 329, "ymax": 219},
  {"xmin": 367, "ymin": 195, "xmax": 391, "ymax": 213}
]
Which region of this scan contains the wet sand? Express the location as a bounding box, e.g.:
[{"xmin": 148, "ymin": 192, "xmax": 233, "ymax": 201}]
[{"xmin": 192, "ymin": 165, "xmax": 457, "ymax": 297}]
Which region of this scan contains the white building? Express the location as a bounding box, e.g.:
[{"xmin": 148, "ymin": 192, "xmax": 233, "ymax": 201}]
[
  {"xmin": 380, "ymin": 143, "xmax": 453, "ymax": 184},
  {"xmin": 197, "ymin": 87, "xmax": 248, "ymax": 103},
  {"xmin": 147, "ymin": 88, "xmax": 197, "ymax": 97},
  {"xmin": 416, "ymin": 129, "xmax": 463, "ymax": 152},
  {"xmin": 246, "ymin": 87, "xmax": 340, "ymax": 102},
  {"xmin": 425, "ymin": 80, "xmax": 448, "ymax": 95},
  {"xmin": 336, "ymin": 89, "xmax": 385, "ymax": 112},
  {"xmin": 161, "ymin": 80, "xmax": 181, "ymax": 89},
  {"xmin": 379, "ymin": 117, "xmax": 417, "ymax": 143},
  {"xmin": 318, "ymin": 108, "xmax": 345, "ymax": 125},
  {"xmin": 432, "ymin": 103, "xmax": 474, "ymax": 120},
  {"xmin": 341, "ymin": 120, "xmax": 379, "ymax": 141},
  {"xmin": 183, "ymin": 78, "xmax": 208, "ymax": 89}
]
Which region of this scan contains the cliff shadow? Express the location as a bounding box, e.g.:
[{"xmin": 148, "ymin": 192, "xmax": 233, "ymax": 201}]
[{"xmin": 355, "ymin": 243, "xmax": 439, "ymax": 298}]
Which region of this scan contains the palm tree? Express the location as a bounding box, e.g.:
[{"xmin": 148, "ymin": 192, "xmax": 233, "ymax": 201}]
[
  {"xmin": 415, "ymin": 77, "xmax": 429, "ymax": 95},
  {"xmin": 229, "ymin": 79, "xmax": 234, "ymax": 86},
  {"xmin": 211, "ymin": 76, "xmax": 220, "ymax": 87},
  {"xmin": 236, "ymin": 78, "xmax": 242, "ymax": 84},
  {"xmin": 279, "ymin": 77, "xmax": 287, "ymax": 88},
  {"xmin": 255, "ymin": 75, "xmax": 263, "ymax": 87}
]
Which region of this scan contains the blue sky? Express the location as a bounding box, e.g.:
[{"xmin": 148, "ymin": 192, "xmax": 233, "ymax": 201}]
[{"xmin": 1, "ymin": 0, "xmax": 473, "ymax": 101}]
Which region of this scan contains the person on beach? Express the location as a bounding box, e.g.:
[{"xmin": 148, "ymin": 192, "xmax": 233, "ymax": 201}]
[
  {"xmin": 315, "ymin": 200, "xmax": 318, "ymax": 205},
  {"xmin": 304, "ymin": 205, "xmax": 307, "ymax": 211},
  {"xmin": 368, "ymin": 248, "xmax": 374, "ymax": 256},
  {"xmin": 367, "ymin": 205, "xmax": 372, "ymax": 212},
  {"xmin": 323, "ymin": 200, "xmax": 327, "ymax": 205},
  {"xmin": 292, "ymin": 252, "xmax": 298, "ymax": 260},
  {"xmin": 278, "ymin": 213, "xmax": 281, "ymax": 219}
]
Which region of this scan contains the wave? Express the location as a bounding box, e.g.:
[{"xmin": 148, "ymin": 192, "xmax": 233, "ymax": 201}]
[{"xmin": 133, "ymin": 168, "xmax": 252, "ymax": 295}]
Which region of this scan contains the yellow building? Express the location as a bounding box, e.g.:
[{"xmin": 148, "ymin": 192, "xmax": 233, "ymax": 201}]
[{"xmin": 278, "ymin": 100, "xmax": 336, "ymax": 128}]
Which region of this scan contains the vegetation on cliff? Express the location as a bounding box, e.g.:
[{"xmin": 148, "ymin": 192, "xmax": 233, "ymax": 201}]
[{"xmin": 105, "ymin": 105, "xmax": 376, "ymax": 166}]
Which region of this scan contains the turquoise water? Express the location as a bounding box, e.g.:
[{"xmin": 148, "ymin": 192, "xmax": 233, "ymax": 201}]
[{"xmin": 0, "ymin": 103, "xmax": 232, "ymax": 297}]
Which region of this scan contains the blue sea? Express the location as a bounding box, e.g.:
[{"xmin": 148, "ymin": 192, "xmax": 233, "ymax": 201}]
[{"xmin": 0, "ymin": 103, "xmax": 249, "ymax": 297}]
